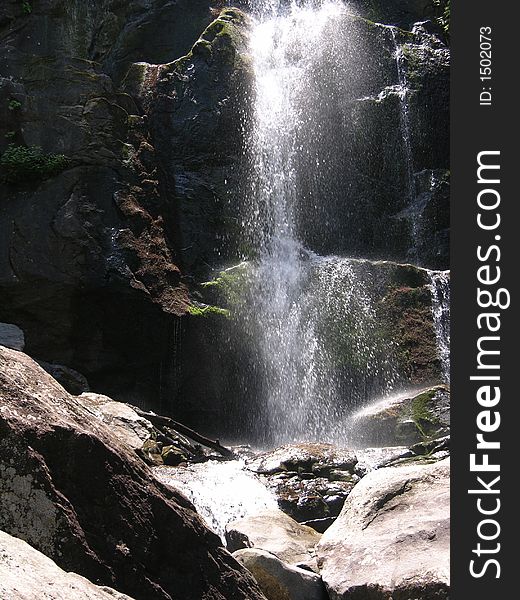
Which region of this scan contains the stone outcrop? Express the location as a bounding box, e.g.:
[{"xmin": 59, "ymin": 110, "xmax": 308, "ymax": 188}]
[
  {"xmin": 226, "ymin": 509, "xmax": 321, "ymax": 572},
  {"xmin": 0, "ymin": 346, "xmax": 266, "ymax": 600},
  {"xmin": 233, "ymin": 548, "xmax": 327, "ymax": 600},
  {"xmin": 317, "ymin": 458, "xmax": 450, "ymax": 599},
  {"xmin": 0, "ymin": 530, "xmax": 133, "ymax": 600}
]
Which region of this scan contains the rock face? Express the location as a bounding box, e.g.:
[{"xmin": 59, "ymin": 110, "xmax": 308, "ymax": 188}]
[
  {"xmin": 317, "ymin": 459, "xmax": 450, "ymax": 599},
  {"xmin": 0, "ymin": 346, "xmax": 266, "ymax": 600},
  {"xmin": 0, "ymin": 0, "xmax": 213, "ymax": 407},
  {"xmin": 0, "ymin": 530, "xmax": 133, "ymax": 600},
  {"xmin": 0, "ymin": 2, "xmax": 252, "ymax": 412},
  {"xmin": 233, "ymin": 548, "xmax": 327, "ymax": 600},
  {"xmin": 226, "ymin": 509, "xmax": 321, "ymax": 571}
]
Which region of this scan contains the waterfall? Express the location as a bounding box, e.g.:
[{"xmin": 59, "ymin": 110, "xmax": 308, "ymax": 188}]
[
  {"xmin": 225, "ymin": 0, "xmax": 399, "ymax": 446},
  {"xmin": 388, "ymin": 27, "xmax": 415, "ymax": 205},
  {"xmin": 429, "ymin": 270, "xmax": 451, "ymax": 383}
]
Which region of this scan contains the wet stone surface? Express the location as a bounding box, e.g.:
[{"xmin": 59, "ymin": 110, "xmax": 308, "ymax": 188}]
[{"xmin": 246, "ymin": 444, "xmax": 360, "ymax": 528}]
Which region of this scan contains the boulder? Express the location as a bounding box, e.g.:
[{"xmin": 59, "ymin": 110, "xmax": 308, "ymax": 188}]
[
  {"xmin": 226, "ymin": 508, "xmax": 321, "ymax": 571},
  {"xmin": 263, "ymin": 472, "xmax": 357, "ymax": 526},
  {"xmin": 317, "ymin": 459, "xmax": 450, "ymax": 599},
  {"xmin": 77, "ymin": 392, "xmax": 154, "ymax": 452},
  {"xmin": 0, "ymin": 530, "xmax": 133, "ymax": 600},
  {"xmin": 233, "ymin": 548, "xmax": 327, "ymax": 600},
  {"xmin": 0, "ymin": 346, "xmax": 266, "ymax": 600},
  {"xmin": 0, "ymin": 322, "xmax": 24, "ymax": 350},
  {"xmin": 247, "ymin": 443, "xmax": 358, "ymax": 476},
  {"xmin": 350, "ymin": 385, "xmax": 450, "ymax": 446}
]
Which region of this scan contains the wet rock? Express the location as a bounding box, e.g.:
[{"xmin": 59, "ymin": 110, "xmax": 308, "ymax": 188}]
[
  {"xmin": 268, "ymin": 475, "xmax": 356, "ymax": 524},
  {"xmin": 0, "ymin": 347, "xmax": 267, "ymax": 600},
  {"xmin": 350, "ymin": 385, "xmax": 450, "ymax": 446},
  {"xmin": 248, "ymin": 443, "xmax": 358, "ymax": 476},
  {"xmin": 354, "ymin": 0, "xmax": 439, "ymax": 29},
  {"xmin": 317, "ymin": 458, "xmax": 450, "ymax": 599},
  {"xmin": 226, "ymin": 509, "xmax": 321, "ymax": 572},
  {"xmin": 37, "ymin": 360, "xmax": 89, "ymax": 395},
  {"xmin": 246, "ymin": 444, "xmax": 359, "ymax": 525},
  {"xmin": 233, "ymin": 548, "xmax": 327, "ymax": 600},
  {"xmin": 0, "ymin": 530, "xmax": 133, "ymax": 600},
  {"xmin": 150, "ymin": 7, "xmax": 252, "ymax": 276}
]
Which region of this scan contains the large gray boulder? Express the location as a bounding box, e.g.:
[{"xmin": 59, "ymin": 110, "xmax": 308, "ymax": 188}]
[
  {"xmin": 0, "ymin": 346, "xmax": 266, "ymax": 600},
  {"xmin": 0, "ymin": 530, "xmax": 133, "ymax": 600},
  {"xmin": 226, "ymin": 508, "xmax": 322, "ymax": 571},
  {"xmin": 317, "ymin": 459, "xmax": 450, "ymax": 599},
  {"xmin": 233, "ymin": 548, "xmax": 327, "ymax": 600}
]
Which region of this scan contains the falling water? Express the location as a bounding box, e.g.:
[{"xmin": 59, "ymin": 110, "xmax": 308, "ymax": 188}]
[
  {"xmin": 229, "ymin": 0, "xmax": 400, "ymax": 445},
  {"xmin": 429, "ymin": 270, "xmax": 451, "ymax": 383},
  {"xmin": 387, "ymin": 26, "xmax": 415, "ymax": 205},
  {"xmin": 154, "ymin": 460, "xmax": 278, "ymax": 541}
]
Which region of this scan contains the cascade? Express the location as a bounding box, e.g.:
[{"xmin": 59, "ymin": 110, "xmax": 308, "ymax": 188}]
[
  {"xmin": 231, "ymin": 0, "xmax": 400, "ymax": 445},
  {"xmin": 202, "ymin": 0, "xmax": 450, "ymax": 446}
]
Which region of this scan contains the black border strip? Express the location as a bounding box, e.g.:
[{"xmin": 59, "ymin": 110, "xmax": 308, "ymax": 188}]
[{"xmin": 451, "ymin": 1, "xmax": 515, "ymax": 596}]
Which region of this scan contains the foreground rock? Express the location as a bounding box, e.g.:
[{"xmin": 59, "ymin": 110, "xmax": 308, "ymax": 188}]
[
  {"xmin": 317, "ymin": 458, "xmax": 450, "ymax": 599},
  {"xmin": 226, "ymin": 509, "xmax": 321, "ymax": 571},
  {"xmin": 349, "ymin": 385, "xmax": 450, "ymax": 446},
  {"xmin": 0, "ymin": 530, "xmax": 133, "ymax": 600},
  {"xmin": 0, "ymin": 347, "xmax": 266, "ymax": 600},
  {"xmin": 233, "ymin": 548, "xmax": 327, "ymax": 600}
]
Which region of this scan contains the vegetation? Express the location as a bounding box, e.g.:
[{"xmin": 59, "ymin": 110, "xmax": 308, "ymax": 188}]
[
  {"xmin": 187, "ymin": 304, "xmax": 230, "ymax": 318},
  {"xmin": 410, "ymin": 389, "xmax": 440, "ymax": 438},
  {"xmin": 0, "ymin": 144, "xmax": 70, "ymax": 184},
  {"xmin": 8, "ymin": 99, "xmax": 22, "ymax": 111},
  {"xmin": 21, "ymin": 1, "xmax": 32, "ymax": 15}
]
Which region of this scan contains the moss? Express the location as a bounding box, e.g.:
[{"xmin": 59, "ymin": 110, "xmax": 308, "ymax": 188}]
[
  {"xmin": 187, "ymin": 304, "xmax": 230, "ymax": 318},
  {"xmin": 1, "ymin": 145, "xmax": 71, "ymax": 184},
  {"xmin": 200, "ymin": 262, "xmax": 250, "ymax": 310},
  {"xmin": 408, "ymin": 389, "xmax": 441, "ymax": 439},
  {"xmin": 166, "ymin": 7, "xmax": 248, "ymax": 75},
  {"xmin": 8, "ymin": 99, "xmax": 22, "ymax": 111}
]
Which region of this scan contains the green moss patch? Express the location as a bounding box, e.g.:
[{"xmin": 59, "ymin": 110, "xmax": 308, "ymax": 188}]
[
  {"xmin": 1, "ymin": 145, "xmax": 70, "ymax": 184},
  {"xmin": 187, "ymin": 304, "xmax": 230, "ymax": 318}
]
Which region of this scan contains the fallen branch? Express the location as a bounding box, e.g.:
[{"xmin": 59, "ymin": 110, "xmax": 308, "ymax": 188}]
[{"xmin": 134, "ymin": 407, "xmax": 236, "ymax": 460}]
